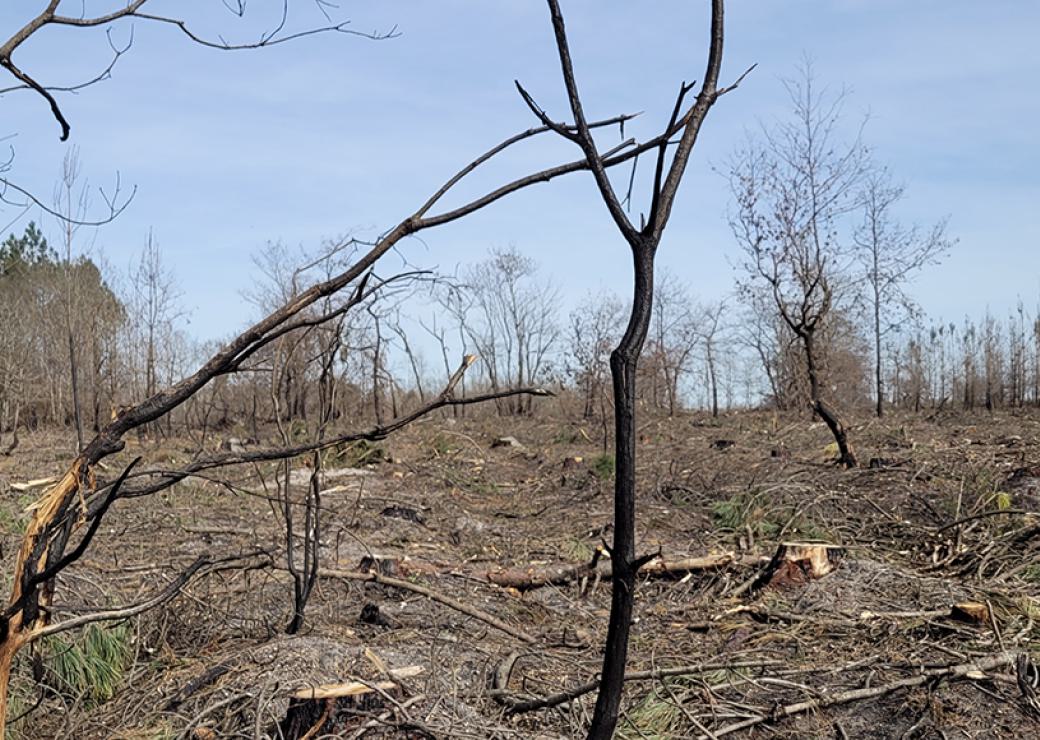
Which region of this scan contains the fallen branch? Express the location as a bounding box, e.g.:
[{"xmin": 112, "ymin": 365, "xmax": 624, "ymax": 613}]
[
  {"xmin": 700, "ymin": 652, "xmax": 1018, "ymax": 738},
  {"xmin": 318, "ymin": 567, "xmax": 537, "ymax": 644},
  {"xmin": 293, "ymin": 666, "xmax": 425, "ymax": 700},
  {"xmin": 483, "ymin": 552, "xmax": 734, "ymax": 591},
  {"xmin": 32, "ymin": 550, "xmax": 271, "ymax": 641},
  {"xmin": 496, "ymin": 659, "xmax": 781, "ymax": 714},
  {"xmin": 163, "ymin": 663, "xmax": 232, "ymax": 711}
]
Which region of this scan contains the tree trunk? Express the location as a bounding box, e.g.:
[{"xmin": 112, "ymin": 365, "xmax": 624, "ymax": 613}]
[
  {"xmin": 874, "ymin": 284, "xmax": 884, "ymax": 418},
  {"xmin": 588, "ymin": 246, "xmax": 654, "ymax": 739},
  {"xmin": 68, "ymin": 329, "xmax": 84, "ymax": 451},
  {"xmin": 803, "ymin": 331, "xmax": 857, "ymax": 468},
  {"xmin": 707, "ymin": 342, "xmax": 719, "ymax": 418}
]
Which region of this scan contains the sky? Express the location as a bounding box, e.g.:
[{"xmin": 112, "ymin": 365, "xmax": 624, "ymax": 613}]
[{"xmin": 1, "ymin": 1, "xmax": 1038, "ymax": 344}]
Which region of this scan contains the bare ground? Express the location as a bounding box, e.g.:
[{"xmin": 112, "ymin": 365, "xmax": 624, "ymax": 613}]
[{"xmin": 3, "ymin": 409, "xmax": 1040, "ymax": 738}]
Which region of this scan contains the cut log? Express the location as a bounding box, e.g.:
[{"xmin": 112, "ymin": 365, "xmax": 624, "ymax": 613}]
[
  {"xmin": 751, "ymin": 542, "xmax": 845, "ymax": 591},
  {"xmin": 491, "ymin": 435, "xmax": 524, "ymax": 449}
]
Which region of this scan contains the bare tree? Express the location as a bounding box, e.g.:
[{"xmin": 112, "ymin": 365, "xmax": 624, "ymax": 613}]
[
  {"xmin": 568, "ymin": 290, "xmax": 624, "ymax": 420},
  {"xmin": 642, "ymin": 270, "xmax": 700, "ymax": 416},
  {"xmin": 514, "ymin": 0, "xmax": 744, "ymax": 733},
  {"xmin": 698, "ymin": 299, "xmax": 728, "ymax": 418},
  {"xmin": 442, "ymin": 246, "xmax": 561, "ymax": 415},
  {"xmin": 127, "ymin": 232, "xmax": 183, "ymax": 428},
  {"xmin": 388, "ymin": 310, "xmax": 427, "ymax": 405},
  {"xmin": 53, "ymin": 148, "xmax": 94, "ymax": 449},
  {"xmin": 731, "ymin": 65, "xmax": 868, "ymax": 467},
  {"xmin": 855, "ymin": 169, "xmax": 952, "ymax": 417},
  {"xmin": 735, "ymin": 289, "xmax": 789, "ymax": 408}
]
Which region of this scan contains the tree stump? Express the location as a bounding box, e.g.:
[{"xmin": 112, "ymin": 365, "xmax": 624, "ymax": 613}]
[
  {"xmin": 950, "ymin": 601, "xmax": 989, "ymax": 625},
  {"xmin": 279, "ymin": 689, "xmax": 388, "ymax": 739},
  {"xmin": 751, "ymin": 542, "xmax": 845, "ymax": 591},
  {"xmin": 278, "ymin": 666, "xmax": 423, "ymax": 739}
]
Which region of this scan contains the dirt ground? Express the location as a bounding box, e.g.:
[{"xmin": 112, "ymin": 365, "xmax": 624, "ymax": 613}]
[{"xmin": 3, "ymin": 408, "xmax": 1040, "ymax": 739}]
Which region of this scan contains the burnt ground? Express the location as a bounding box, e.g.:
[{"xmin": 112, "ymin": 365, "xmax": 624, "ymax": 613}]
[{"xmin": 3, "ymin": 409, "xmax": 1040, "ymax": 738}]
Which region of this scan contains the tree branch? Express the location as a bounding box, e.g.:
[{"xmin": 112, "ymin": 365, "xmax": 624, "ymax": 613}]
[{"xmin": 29, "ymin": 550, "xmax": 271, "ymax": 641}]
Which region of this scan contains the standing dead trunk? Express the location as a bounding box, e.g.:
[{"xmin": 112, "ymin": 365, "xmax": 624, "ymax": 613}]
[
  {"xmin": 520, "ymin": 1, "xmax": 736, "ymax": 732},
  {"xmin": 589, "ymin": 248, "xmax": 654, "ymax": 736},
  {"xmin": 804, "ymin": 331, "xmax": 857, "ymax": 467},
  {"xmin": 706, "ymin": 339, "xmax": 719, "ymax": 418}
]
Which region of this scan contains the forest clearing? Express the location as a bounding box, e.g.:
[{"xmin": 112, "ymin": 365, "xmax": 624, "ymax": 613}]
[
  {"xmin": 3, "ymin": 409, "xmax": 1040, "ymax": 738},
  {"xmin": 2, "ymin": 1, "xmax": 1038, "ymax": 737}
]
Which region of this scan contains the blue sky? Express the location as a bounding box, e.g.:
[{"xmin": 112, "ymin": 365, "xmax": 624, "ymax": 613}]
[{"xmin": 1, "ymin": 1, "xmax": 1038, "ymax": 342}]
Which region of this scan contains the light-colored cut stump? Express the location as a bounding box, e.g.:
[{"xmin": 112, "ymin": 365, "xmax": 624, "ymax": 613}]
[{"xmin": 752, "ymin": 542, "xmax": 845, "ymax": 591}]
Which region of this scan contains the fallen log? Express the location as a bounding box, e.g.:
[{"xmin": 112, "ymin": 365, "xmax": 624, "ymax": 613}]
[
  {"xmin": 483, "ymin": 552, "xmax": 734, "ymax": 591},
  {"xmin": 494, "ymin": 658, "xmax": 781, "ymax": 714}
]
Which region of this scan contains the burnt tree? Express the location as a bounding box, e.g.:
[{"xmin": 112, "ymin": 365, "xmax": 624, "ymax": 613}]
[{"xmin": 516, "ymin": 0, "xmax": 746, "ymax": 734}]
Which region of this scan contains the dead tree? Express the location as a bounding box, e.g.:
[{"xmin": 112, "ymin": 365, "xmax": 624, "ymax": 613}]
[
  {"xmin": 568, "ymin": 290, "xmax": 624, "ymax": 420},
  {"xmin": 643, "ymin": 271, "xmax": 700, "ymax": 416},
  {"xmin": 515, "ymin": 0, "xmax": 745, "ymax": 734},
  {"xmin": 54, "ymin": 149, "xmax": 89, "ymax": 450},
  {"xmin": 698, "ymin": 299, "xmax": 727, "ymax": 418},
  {"xmin": 730, "ymin": 65, "xmax": 867, "ymax": 468},
  {"xmin": 440, "ymin": 246, "xmax": 561, "ymax": 415}
]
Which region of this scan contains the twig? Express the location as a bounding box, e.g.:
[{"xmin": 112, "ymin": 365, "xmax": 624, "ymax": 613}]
[{"xmin": 935, "ymin": 509, "xmax": 1032, "ymax": 533}]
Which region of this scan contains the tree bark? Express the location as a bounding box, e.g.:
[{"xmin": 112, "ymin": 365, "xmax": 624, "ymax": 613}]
[{"xmin": 588, "ymin": 246, "xmax": 654, "ymax": 738}]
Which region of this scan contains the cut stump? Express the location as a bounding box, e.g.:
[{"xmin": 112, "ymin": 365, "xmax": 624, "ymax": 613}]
[
  {"xmin": 951, "ymin": 601, "xmax": 989, "ymax": 625},
  {"xmin": 279, "ymin": 666, "xmax": 423, "ymax": 739},
  {"xmin": 751, "ymin": 542, "xmax": 845, "ymax": 592}
]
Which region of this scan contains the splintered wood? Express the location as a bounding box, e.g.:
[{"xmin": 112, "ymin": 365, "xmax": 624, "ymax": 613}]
[{"xmin": 290, "ymin": 665, "xmax": 424, "ymax": 700}]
